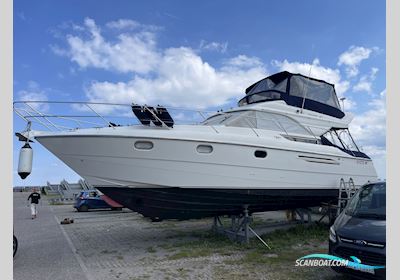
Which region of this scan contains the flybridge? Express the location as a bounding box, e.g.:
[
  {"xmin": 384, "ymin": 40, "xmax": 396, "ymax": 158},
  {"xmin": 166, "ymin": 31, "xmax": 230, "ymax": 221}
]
[{"xmin": 238, "ymin": 71, "xmax": 345, "ymax": 119}]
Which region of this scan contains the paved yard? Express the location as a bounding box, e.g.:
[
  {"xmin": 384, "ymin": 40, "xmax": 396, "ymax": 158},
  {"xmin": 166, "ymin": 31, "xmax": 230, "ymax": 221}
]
[{"xmin": 13, "ymin": 192, "xmax": 345, "ymax": 280}]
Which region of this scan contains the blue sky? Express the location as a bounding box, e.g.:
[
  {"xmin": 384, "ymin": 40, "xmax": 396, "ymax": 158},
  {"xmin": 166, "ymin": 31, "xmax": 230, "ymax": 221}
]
[{"xmin": 13, "ymin": 0, "xmax": 386, "ymax": 186}]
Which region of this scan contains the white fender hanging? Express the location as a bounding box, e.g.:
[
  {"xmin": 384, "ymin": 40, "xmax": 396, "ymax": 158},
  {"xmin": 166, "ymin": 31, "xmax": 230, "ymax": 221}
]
[{"xmin": 18, "ymin": 143, "xmax": 33, "ymax": 179}]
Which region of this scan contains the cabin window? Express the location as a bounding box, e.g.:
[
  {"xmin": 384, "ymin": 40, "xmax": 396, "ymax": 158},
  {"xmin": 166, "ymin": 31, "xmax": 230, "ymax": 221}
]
[
  {"xmin": 197, "ymin": 145, "xmax": 213, "ymax": 154},
  {"xmin": 254, "ymin": 150, "xmax": 267, "ymax": 158},
  {"xmin": 134, "ymin": 141, "xmax": 154, "ymax": 150},
  {"xmin": 202, "ymin": 113, "xmax": 233, "ymax": 125},
  {"xmin": 256, "ymin": 112, "xmax": 310, "ymax": 135},
  {"xmin": 202, "ymin": 110, "xmax": 312, "ymax": 136}
]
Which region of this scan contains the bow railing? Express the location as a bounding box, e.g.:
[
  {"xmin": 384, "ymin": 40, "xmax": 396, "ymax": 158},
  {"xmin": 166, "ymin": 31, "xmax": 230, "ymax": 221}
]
[
  {"xmin": 13, "ymin": 100, "xmax": 215, "ymax": 131},
  {"xmin": 13, "ymin": 100, "xmax": 318, "ymax": 140}
]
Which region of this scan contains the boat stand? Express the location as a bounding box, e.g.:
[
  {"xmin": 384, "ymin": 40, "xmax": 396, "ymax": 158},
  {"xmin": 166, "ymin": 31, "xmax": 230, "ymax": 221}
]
[
  {"xmin": 317, "ymin": 203, "xmax": 338, "ymax": 225},
  {"xmin": 294, "ymin": 208, "xmax": 312, "ymax": 224},
  {"xmin": 212, "ymin": 205, "xmax": 252, "ymax": 243},
  {"xmin": 212, "ymin": 206, "xmax": 314, "ymax": 244}
]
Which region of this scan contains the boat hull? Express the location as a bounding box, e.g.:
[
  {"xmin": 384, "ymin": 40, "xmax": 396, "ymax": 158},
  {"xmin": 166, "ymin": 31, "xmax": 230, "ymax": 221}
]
[
  {"xmin": 97, "ymin": 186, "xmax": 339, "ymax": 220},
  {"xmin": 35, "ymin": 133, "xmax": 377, "ymax": 190},
  {"xmin": 33, "ymin": 127, "xmax": 377, "ymax": 220}
]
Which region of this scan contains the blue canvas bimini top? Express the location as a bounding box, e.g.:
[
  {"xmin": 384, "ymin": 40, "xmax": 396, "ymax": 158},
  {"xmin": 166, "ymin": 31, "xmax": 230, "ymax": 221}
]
[{"xmin": 238, "ymin": 71, "xmax": 344, "ymax": 118}]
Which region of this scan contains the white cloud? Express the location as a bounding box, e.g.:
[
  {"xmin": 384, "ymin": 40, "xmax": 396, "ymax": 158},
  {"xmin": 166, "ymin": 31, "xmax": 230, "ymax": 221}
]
[
  {"xmin": 16, "ymin": 81, "xmax": 49, "ymax": 112},
  {"xmin": 53, "ymin": 19, "xmax": 385, "ymax": 144},
  {"xmin": 106, "ymin": 19, "xmax": 160, "ymax": 31},
  {"xmin": 338, "ymin": 46, "xmax": 376, "ymax": 78},
  {"xmin": 49, "ymin": 44, "xmax": 69, "ymax": 56},
  {"xmin": 54, "ymin": 18, "xmax": 160, "ymax": 74},
  {"xmin": 225, "ymin": 55, "xmax": 263, "ymax": 69},
  {"xmin": 349, "ymin": 89, "xmax": 386, "ymax": 179},
  {"xmin": 353, "ymin": 67, "xmax": 379, "ymax": 93},
  {"xmin": 53, "ymin": 18, "xmax": 267, "ymax": 110},
  {"xmin": 106, "ymin": 19, "xmax": 141, "ymax": 30},
  {"xmin": 199, "ymin": 40, "xmax": 228, "ymax": 53},
  {"xmin": 350, "ymin": 90, "xmax": 385, "ymax": 149},
  {"xmin": 87, "ymin": 48, "xmax": 267, "ymax": 110}
]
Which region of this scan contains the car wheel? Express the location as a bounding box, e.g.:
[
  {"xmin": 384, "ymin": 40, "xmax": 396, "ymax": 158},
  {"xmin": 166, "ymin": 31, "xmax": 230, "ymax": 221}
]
[
  {"xmin": 13, "ymin": 235, "xmax": 18, "ymax": 257},
  {"xmin": 78, "ymin": 205, "xmax": 89, "ymax": 212}
]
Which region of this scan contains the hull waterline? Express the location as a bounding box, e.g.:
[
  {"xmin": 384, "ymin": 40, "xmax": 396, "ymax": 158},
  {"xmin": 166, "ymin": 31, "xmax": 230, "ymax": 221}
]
[{"xmin": 97, "ymin": 187, "xmax": 339, "ymax": 220}]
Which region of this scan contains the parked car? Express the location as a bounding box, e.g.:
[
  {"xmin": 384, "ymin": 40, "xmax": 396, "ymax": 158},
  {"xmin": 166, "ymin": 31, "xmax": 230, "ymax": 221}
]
[
  {"xmin": 74, "ymin": 190, "xmax": 123, "ymax": 212},
  {"xmin": 329, "ymin": 181, "xmax": 386, "ymax": 279}
]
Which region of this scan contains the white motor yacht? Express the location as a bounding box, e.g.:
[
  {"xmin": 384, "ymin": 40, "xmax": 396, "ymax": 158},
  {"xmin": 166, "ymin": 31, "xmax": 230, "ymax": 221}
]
[{"xmin": 15, "ymin": 71, "xmax": 377, "ymax": 220}]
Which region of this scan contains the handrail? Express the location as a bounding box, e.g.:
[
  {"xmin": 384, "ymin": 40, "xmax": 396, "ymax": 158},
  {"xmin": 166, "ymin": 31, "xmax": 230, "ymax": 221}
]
[
  {"xmin": 13, "ymin": 100, "xmax": 215, "ymax": 132},
  {"xmin": 13, "ymin": 100, "xmax": 317, "ymax": 139}
]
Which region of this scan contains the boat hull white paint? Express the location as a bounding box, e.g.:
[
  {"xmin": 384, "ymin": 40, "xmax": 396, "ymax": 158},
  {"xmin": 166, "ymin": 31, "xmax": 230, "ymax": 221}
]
[{"xmin": 35, "ymin": 129, "xmax": 377, "ymax": 191}]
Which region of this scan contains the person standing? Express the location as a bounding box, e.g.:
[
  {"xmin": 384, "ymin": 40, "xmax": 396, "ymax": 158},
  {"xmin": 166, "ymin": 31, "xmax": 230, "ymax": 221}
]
[{"xmin": 27, "ymin": 188, "xmax": 41, "ymax": 219}]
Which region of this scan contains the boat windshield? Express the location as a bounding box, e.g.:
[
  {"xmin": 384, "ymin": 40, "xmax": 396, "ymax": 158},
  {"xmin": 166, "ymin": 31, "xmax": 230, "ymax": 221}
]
[
  {"xmin": 322, "ymin": 128, "xmax": 359, "ymax": 151},
  {"xmin": 202, "ymin": 110, "xmax": 312, "ymax": 136},
  {"xmin": 345, "ymin": 182, "xmax": 386, "ymax": 220},
  {"xmin": 320, "ymin": 128, "xmax": 370, "ymax": 158}
]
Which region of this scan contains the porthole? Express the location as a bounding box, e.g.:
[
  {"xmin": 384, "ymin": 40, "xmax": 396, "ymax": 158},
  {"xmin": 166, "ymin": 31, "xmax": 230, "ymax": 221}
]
[
  {"xmin": 197, "ymin": 144, "xmax": 213, "ymax": 154},
  {"xmin": 134, "ymin": 141, "xmax": 154, "ymax": 150},
  {"xmin": 254, "ymin": 150, "xmax": 267, "ymax": 158}
]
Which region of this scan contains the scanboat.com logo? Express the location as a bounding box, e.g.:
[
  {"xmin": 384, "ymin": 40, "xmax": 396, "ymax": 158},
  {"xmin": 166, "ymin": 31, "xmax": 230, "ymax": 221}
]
[{"xmin": 295, "ymin": 254, "xmax": 385, "ymax": 275}]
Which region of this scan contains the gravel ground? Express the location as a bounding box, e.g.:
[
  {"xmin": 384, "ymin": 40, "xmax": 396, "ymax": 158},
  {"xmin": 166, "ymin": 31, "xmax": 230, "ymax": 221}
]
[{"xmin": 14, "ymin": 192, "xmax": 346, "ymax": 280}]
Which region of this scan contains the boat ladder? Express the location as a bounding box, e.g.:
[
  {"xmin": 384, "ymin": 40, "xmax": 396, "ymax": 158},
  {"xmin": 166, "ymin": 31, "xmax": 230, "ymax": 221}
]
[{"xmin": 336, "ymin": 178, "xmax": 356, "ymax": 216}]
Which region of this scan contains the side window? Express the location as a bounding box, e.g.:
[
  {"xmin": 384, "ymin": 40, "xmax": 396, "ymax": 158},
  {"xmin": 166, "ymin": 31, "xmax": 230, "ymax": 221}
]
[
  {"xmin": 256, "ymin": 112, "xmax": 310, "ymax": 135},
  {"xmin": 255, "ymin": 112, "xmax": 282, "ymax": 132},
  {"xmin": 224, "ymin": 111, "xmax": 256, "ymax": 128},
  {"xmin": 203, "ymin": 114, "xmax": 232, "ymax": 125}
]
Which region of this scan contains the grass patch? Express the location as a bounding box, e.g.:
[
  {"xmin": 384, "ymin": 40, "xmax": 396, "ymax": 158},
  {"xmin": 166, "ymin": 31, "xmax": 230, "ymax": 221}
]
[
  {"xmin": 167, "ymin": 248, "xmax": 213, "ymax": 260},
  {"xmin": 164, "ymin": 231, "xmax": 248, "ymax": 260},
  {"xmin": 259, "ymin": 223, "xmax": 328, "ymax": 251},
  {"xmin": 162, "ymin": 223, "xmax": 329, "ymax": 263}
]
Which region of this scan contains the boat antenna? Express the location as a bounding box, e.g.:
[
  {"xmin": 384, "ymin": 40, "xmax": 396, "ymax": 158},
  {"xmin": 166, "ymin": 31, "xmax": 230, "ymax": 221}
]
[
  {"xmin": 340, "ymin": 97, "xmax": 346, "ymax": 112},
  {"xmin": 300, "ymin": 62, "xmax": 313, "ymax": 114},
  {"xmin": 300, "ymin": 46, "xmax": 315, "ymax": 114}
]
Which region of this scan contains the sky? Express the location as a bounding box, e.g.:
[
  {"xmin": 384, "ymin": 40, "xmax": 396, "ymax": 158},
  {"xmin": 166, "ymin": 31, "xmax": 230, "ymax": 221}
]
[{"xmin": 13, "ymin": 0, "xmax": 386, "ymax": 186}]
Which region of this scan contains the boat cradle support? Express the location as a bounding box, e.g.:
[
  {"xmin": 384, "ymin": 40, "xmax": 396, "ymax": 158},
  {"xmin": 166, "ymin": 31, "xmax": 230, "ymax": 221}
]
[
  {"xmin": 212, "ymin": 205, "xmax": 252, "ymax": 243},
  {"xmin": 212, "ymin": 206, "xmax": 313, "ymax": 244},
  {"xmin": 294, "ymin": 208, "xmax": 312, "ymax": 224}
]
